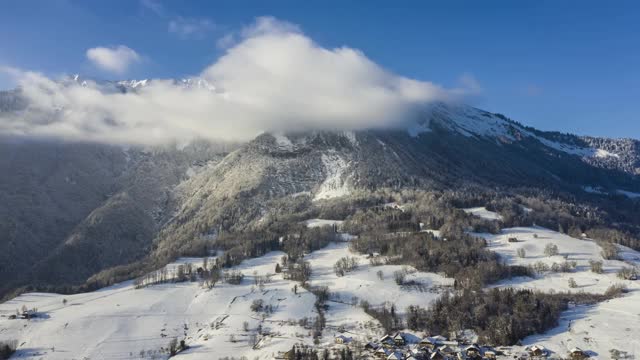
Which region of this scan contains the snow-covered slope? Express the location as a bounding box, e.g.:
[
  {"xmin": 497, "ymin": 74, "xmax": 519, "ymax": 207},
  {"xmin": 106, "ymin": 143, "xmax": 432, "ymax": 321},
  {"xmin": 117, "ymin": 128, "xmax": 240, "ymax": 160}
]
[
  {"xmin": 463, "ymin": 207, "xmax": 503, "ymax": 221},
  {"xmin": 475, "ymin": 226, "xmax": 640, "ymax": 357},
  {"xmin": 2, "ymin": 221, "xmax": 640, "ymax": 358},
  {"xmin": 0, "ymin": 235, "xmax": 454, "ymax": 359},
  {"xmin": 417, "ymin": 102, "xmax": 640, "ymax": 174},
  {"xmin": 0, "ymin": 252, "xmax": 317, "ymax": 359}
]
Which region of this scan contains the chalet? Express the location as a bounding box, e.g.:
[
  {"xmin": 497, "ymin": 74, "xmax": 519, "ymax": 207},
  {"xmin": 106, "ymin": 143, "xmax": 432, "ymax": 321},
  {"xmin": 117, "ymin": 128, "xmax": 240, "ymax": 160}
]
[
  {"xmin": 431, "ymin": 335, "xmax": 447, "ymax": 344},
  {"xmin": 335, "ymin": 335, "xmax": 351, "ymax": 344},
  {"xmin": 528, "ymin": 345, "xmax": 547, "ymax": 357},
  {"xmin": 430, "ymin": 350, "xmax": 445, "ymax": 360},
  {"xmin": 365, "ymin": 342, "xmax": 380, "ymax": 351},
  {"xmin": 19, "ymin": 309, "xmax": 37, "ymax": 319},
  {"xmin": 375, "ymin": 347, "xmax": 392, "ymax": 359},
  {"xmin": 420, "ymin": 337, "xmax": 437, "ymax": 350},
  {"xmin": 420, "ymin": 335, "xmax": 447, "ymax": 350},
  {"xmin": 387, "ymin": 351, "xmax": 404, "ymax": 360},
  {"xmin": 438, "ymin": 344, "xmax": 456, "ymax": 356},
  {"xmin": 484, "ymin": 350, "xmax": 496, "ymax": 359},
  {"xmin": 380, "ymin": 335, "xmax": 396, "ymax": 348},
  {"xmin": 464, "ymin": 344, "xmax": 481, "ymax": 359},
  {"xmin": 393, "ymin": 332, "xmax": 406, "ymax": 346},
  {"xmin": 408, "ymin": 346, "xmax": 429, "ymax": 360},
  {"xmin": 569, "ymin": 347, "xmax": 588, "ymax": 360}
]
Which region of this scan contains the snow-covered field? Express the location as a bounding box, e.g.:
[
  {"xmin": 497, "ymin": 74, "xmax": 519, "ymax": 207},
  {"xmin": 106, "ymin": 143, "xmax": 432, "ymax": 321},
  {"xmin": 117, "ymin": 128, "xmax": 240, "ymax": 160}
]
[
  {"xmin": 463, "ymin": 207, "xmax": 503, "ymax": 221},
  {"xmin": 2, "ymin": 218, "xmax": 639, "ymax": 358},
  {"xmin": 305, "ymin": 242, "xmax": 453, "ymax": 344},
  {"xmin": 475, "ymin": 226, "xmax": 640, "ymax": 358},
  {"xmin": 0, "ymin": 236, "xmax": 455, "ymax": 359},
  {"xmin": 303, "ymin": 218, "xmax": 343, "ymax": 229},
  {"xmin": 0, "ymin": 252, "xmax": 318, "ymax": 359}
]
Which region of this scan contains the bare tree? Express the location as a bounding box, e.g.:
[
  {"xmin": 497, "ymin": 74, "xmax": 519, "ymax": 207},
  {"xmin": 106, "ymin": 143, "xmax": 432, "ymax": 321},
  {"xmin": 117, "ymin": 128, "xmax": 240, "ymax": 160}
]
[{"xmin": 544, "ymin": 243, "xmax": 559, "ymax": 257}]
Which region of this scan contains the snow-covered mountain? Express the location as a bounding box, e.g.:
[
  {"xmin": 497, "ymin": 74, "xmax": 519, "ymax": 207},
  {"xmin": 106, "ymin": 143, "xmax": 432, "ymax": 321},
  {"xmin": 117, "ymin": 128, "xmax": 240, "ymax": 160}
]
[
  {"xmin": 1, "ymin": 82, "xmax": 639, "ymax": 296},
  {"xmin": 1, "ymin": 79, "xmax": 640, "ymax": 358}
]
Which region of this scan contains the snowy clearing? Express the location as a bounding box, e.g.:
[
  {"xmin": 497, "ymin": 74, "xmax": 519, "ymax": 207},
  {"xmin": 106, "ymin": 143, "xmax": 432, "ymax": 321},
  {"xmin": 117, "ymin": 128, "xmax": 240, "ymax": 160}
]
[
  {"xmin": 463, "ymin": 207, "xmax": 503, "ymax": 221},
  {"xmin": 303, "ymin": 218, "xmax": 344, "ymax": 229},
  {"xmin": 475, "ymin": 226, "xmax": 640, "ymax": 357}
]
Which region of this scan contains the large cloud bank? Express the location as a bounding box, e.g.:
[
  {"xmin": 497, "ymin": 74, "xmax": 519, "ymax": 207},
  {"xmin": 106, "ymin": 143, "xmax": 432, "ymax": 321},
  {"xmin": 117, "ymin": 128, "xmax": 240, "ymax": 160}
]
[{"xmin": 0, "ymin": 17, "xmax": 479, "ymax": 145}]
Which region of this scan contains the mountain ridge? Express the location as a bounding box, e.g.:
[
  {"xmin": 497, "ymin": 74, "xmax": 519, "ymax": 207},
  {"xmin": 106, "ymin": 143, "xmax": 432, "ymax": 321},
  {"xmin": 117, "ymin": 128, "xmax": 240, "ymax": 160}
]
[{"xmin": 0, "ymin": 82, "xmax": 639, "ymax": 299}]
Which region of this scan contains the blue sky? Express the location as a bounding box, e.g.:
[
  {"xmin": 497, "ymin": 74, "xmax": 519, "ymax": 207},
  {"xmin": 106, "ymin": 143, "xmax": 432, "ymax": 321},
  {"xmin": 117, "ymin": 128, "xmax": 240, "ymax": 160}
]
[{"xmin": 1, "ymin": 0, "xmax": 638, "ymax": 138}]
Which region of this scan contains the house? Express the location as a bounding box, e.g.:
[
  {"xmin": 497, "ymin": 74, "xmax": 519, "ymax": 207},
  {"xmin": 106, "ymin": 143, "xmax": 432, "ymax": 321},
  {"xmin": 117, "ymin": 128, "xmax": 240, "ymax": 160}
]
[
  {"xmin": 569, "ymin": 348, "xmax": 588, "ymax": 360},
  {"xmin": 19, "ymin": 309, "xmax": 37, "ymax": 320},
  {"xmin": 380, "ymin": 335, "xmax": 396, "ymax": 348},
  {"xmin": 464, "ymin": 344, "xmax": 482, "ymax": 359},
  {"xmin": 420, "ymin": 336, "xmax": 447, "ymax": 350},
  {"xmin": 528, "ymin": 345, "xmax": 547, "ymax": 357},
  {"xmin": 465, "ymin": 345, "xmax": 480, "ymax": 356},
  {"xmin": 387, "ymin": 351, "xmax": 404, "ymax": 360},
  {"xmin": 393, "ymin": 332, "xmax": 406, "ymax": 346},
  {"xmin": 430, "ymin": 350, "xmax": 445, "ymax": 360},
  {"xmin": 438, "ymin": 344, "xmax": 456, "ymax": 355},
  {"xmin": 420, "ymin": 337, "xmax": 437, "ymax": 350},
  {"xmin": 335, "ymin": 335, "xmax": 351, "ymax": 344},
  {"xmin": 375, "ymin": 347, "xmax": 392, "ymax": 359},
  {"xmin": 365, "ymin": 342, "xmax": 380, "ymax": 351},
  {"xmin": 484, "ymin": 350, "xmax": 496, "ymax": 359},
  {"xmin": 431, "ymin": 335, "xmax": 447, "ymax": 343}
]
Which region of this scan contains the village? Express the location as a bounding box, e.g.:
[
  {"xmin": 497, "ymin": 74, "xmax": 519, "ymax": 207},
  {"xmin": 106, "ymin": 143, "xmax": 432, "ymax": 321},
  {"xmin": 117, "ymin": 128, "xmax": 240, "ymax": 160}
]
[{"xmin": 277, "ymin": 331, "xmax": 591, "ymax": 360}]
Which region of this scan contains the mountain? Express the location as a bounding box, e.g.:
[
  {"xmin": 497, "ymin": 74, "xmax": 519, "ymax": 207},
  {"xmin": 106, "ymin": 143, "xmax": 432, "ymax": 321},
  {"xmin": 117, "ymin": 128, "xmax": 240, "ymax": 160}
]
[
  {"xmin": 0, "ymin": 83, "xmax": 639, "ymax": 299},
  {"xmin": 0, "ymin": 138, "xmax": 235, "ymax": 297}
]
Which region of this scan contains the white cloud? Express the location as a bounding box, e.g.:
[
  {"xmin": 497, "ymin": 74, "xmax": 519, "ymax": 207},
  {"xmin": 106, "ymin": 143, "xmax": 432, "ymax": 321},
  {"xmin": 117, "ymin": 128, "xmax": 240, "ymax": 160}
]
[
  {"xmin": 1, "ymin": 17, "xmax": 481, "ymax": 145},
  {"xmin": 86, "ymin": 45, "xmax": 141, "ymax": 74},
  {"xmin": 216, "ymin": 33, "xmax": 236, "ymax": 49},
  {"xmin": 140, "ymin": 0, "xmax": 163, "ymax": 16},
  {"xmin": 169, "ymin": 17, "xmax": 216, "ymax": 38}
]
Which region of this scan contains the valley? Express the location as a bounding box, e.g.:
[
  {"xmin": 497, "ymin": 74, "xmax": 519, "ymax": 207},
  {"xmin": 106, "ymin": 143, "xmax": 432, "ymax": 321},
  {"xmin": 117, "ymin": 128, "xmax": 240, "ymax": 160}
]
[{"xmin": 1, "ymin": 207, "xmax": 639, "ymax": 359}]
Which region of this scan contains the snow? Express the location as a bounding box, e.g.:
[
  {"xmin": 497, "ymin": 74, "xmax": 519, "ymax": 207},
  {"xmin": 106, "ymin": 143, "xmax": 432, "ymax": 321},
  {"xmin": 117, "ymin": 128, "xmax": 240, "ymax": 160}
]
[
  {"xmin": 420, "ymin": 229, "xmax": 441, "ymax": 238},
  {"xmin": 474, "ymin": 226, "xmax": 640, "ymax": 357},
  {"xmin": 463, "ymin": 207, "xmax": 503, "ymax": 221},
  {"xmin": 535, "ymin": 137, "xmax": 620, "ymax": 161},
  {"xmin": 341, "ymin": 131, "xmax": 358, "ymax": 146},
  {"xmin": 581, "ymin": 187, "xmax": 640, "ymax": 199},
  {"xmin": 426, "ymin": 103, "xmax": 516, "ymax": 141},
  {"xmin": 0, "ymin": 252, "xmax": 317, "ymax": 360},
  {"xmin": 305, "ymin": 242, "xmax": 454, "ymax": 315},
  {"xmin": 617, "ymin": 189, "xmax": 640, "ymax": 199},
  {"xmin": 594, "ymin": 148, "xmax": 620, "ymax": 159},
  {"xmin": 314, "ymin": 152, "xmax": 351, "ymax": 201},
  {"xmin": 426, "ymin": 103, "xmax": 623, "ymax": 166},
  {"xmin": 272, "ymin": 133, "xmax": 294, "ymax": 150},
  {"xmin": 2, "ymin": 221, "xmax": 639, "ymax": 357},
  {"xmin": 304, "ymin": 242, "xmax": 453, "ymax": 344},
  {"xmin": 303, "ymin": 218, "xmax": 343, "ymax": 228},
  {"xmin": 583, "ymin": 186, "xmax": 607, "ymax": 195}
]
